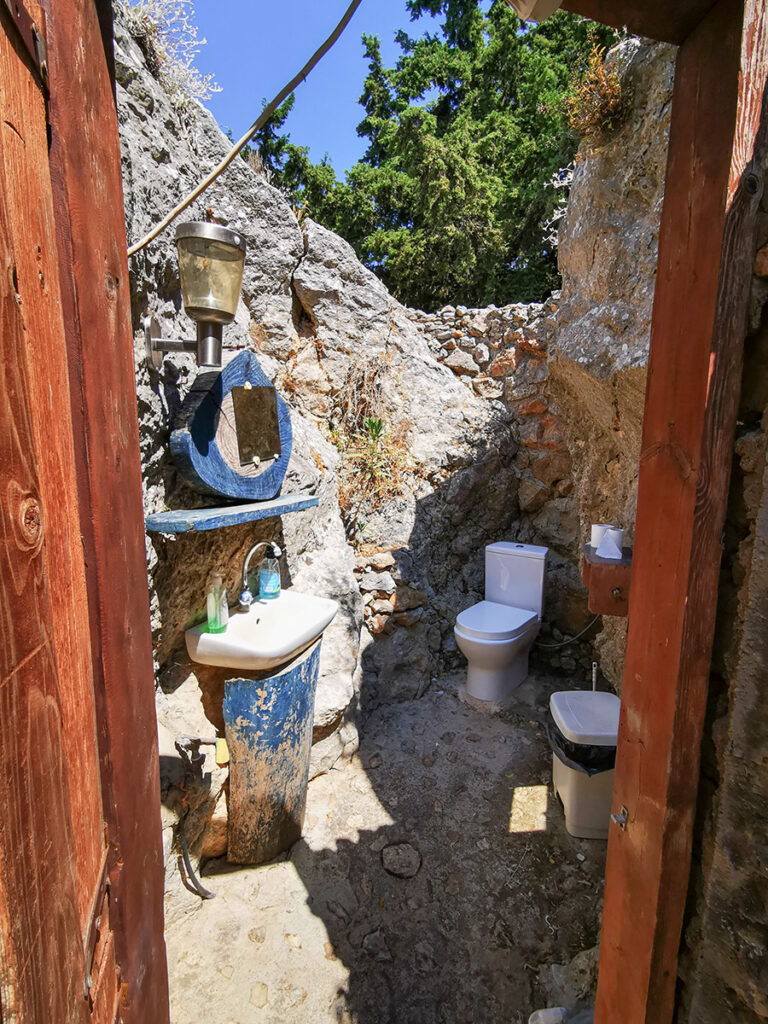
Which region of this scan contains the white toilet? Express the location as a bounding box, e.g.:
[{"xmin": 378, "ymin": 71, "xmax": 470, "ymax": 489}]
[{"xmin": 454, "ymin": 541, "xmax": 549, "ymax": 702}]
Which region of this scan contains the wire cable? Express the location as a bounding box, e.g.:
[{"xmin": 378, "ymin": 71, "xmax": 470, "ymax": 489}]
[{"xmin": 536, "ymin": 614, "xmax": 602, "ymax": 647}]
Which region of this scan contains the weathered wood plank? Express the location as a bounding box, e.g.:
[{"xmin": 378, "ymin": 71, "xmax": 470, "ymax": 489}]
[
  {"xmin": 561, "ymin": 0, "xmax": 718, "ymax": 44},
  {"xmin": 224, "ymin": 641, "xmax": 322, "ymax": 864},
  {"xmin": 0, "ymin": 28, "xmax": 88, "ymax": 1021},
  {"xmin": 595, "ymin": 1, "xmax": 768, "ymax": 1021},
  {"xmin": 580, "ymin": 545, "xmax": 632, "ymax": 617},
  {"xmin": 145, "ymin": 494, "xmax": 320, "ymax": 534},
  {"xmin": 0, "ymin": 3, "xmax": 106, "ymax": 940},
  {"xmin": 40, "ymin": 0, "xmax": 170, "ymax": 1018}
]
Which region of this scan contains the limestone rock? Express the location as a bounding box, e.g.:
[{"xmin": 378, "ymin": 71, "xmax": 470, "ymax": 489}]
[
  {"xmin": 538, "ymin": 945, "xmax": 600, "ymax": 1012},
  {"xmin": 392, "ymin": 585, "xmax": 427, "ymax": 611},
  {"xmin": 555, "ymin": 39, "xmax": 675, "ymax": 379},
  {"xmin": 359, "ymin": 571, "xmax": 397, "ymax": 594},
  {"xmin": 445, "ymin": 348, "xmax": 480, "ymax": 377},
  {"xmin": 381, "ymin": 842, "xmax": 422, "ymax": 879}
]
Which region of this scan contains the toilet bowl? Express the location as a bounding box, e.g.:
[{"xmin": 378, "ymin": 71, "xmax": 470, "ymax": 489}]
[
  {"xmin": 454, "ymin": 601, "xmax": 540, "ymax": 701},
  {"xmin": 454, "ymin": 541, "xmax": 549, "ymax": 702}
]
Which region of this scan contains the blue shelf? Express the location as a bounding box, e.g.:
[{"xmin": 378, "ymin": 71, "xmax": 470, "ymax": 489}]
[{"xmin": 145, "ymin": 494, "xmax": 319, "ymax": 535}]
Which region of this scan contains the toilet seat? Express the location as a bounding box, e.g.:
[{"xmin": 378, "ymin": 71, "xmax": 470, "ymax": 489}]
[{"xmin": 455, "ymin": 601, "xmax": 537, "ymax": 641}]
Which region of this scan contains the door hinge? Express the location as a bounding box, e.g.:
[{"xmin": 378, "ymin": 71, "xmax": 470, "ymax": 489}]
[{"xmin": 1, "ymin": 0, "xmax": 48, "ymax": 93}]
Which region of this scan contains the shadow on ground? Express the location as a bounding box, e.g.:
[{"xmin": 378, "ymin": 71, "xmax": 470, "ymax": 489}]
[
  {"xmin": 290, "ymin": 680, "xmax": 605, "ymax": 1024},
  {"xmin": 164, "ymin": 675, "xmax": 605, "ymax": 1024}
]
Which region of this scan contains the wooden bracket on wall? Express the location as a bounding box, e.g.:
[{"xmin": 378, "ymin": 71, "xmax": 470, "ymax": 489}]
[{"xmin": 581, "ymin": 545, "xmax": 632, "ymax": 617}]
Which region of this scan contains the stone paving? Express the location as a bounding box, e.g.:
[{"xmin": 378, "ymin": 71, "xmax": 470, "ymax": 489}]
[{"xmin": 164, "ymin": 676, "xmax": 606, "ymax": 1024}]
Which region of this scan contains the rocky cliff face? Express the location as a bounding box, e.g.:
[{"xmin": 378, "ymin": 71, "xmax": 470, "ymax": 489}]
[{"xmin": 117, "ymin": 3, "xmax": 675, "ymax": 874}]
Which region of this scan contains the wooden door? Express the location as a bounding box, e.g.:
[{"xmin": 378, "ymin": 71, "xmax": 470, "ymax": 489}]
[
  {"xmin": 0, "ymin": 2, "xmax": 169, "ymax": 1021},
  {"xmin": 0, "ymin": 8, "xmax": 120, "ymax": 1022}
]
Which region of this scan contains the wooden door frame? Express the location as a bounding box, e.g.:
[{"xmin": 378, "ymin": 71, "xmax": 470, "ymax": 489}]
[
  {"xmin": 39, "ymin": 1, "xmax": 171, "ymax": 1020},
  {"xmin": 559, "ymin": 1, "xmax": 768, "ymax": 1021}
]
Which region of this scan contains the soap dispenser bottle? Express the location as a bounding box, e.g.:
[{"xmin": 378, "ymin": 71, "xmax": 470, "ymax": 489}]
[
  {"xmin": 206, "ymin": 572, "xmax": 229, "ymax": 633},
  {"xmin": 259, "ymin": 545, "xmax": 281, "ymax": 601}
]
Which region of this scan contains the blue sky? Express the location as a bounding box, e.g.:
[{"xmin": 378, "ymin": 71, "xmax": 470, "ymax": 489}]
[{"xmin": 191, "ymin": 0, "xmax": 443, "ymax": 175}]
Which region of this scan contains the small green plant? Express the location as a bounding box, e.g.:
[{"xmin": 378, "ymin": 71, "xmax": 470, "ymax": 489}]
[
  {"xmin": 567, "ymin": 34, "xmax": 627, "ymax": 149},
  {"xmin": 327, "ymin": 357, "xmax": 422, "ymax": 543},
  {"xmin": 334, "ymin": 419, "xmax": 419, "ymax": 543},
  {"xmin": 363, "ymin": 417, "xmax": 385, "ymax": 443}
]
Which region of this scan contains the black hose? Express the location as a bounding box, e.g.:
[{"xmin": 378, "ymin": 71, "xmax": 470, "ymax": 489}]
[{"xmin": 178, "ymin": 828, "xmax": 216, "ymax": 901}]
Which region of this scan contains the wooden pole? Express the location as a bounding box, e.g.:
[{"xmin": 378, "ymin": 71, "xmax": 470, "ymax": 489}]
[
  {"xmin": 595, "ymin": 1, "xmax": 768, "ymax": 1021},
  {"xmin": 41, "ymin": 0, "xmax": 170, "ymax": 1019}
]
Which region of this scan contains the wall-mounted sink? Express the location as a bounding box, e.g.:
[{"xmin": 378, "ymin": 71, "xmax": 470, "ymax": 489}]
[{"xmin": 185, "ymin": 589, "xmax": 338, "ymax": 671}]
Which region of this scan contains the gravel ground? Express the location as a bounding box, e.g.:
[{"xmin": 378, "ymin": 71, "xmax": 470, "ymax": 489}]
[{"xmin": 165, "ymin": 674, "xmax": 606, "ymax": 1024}]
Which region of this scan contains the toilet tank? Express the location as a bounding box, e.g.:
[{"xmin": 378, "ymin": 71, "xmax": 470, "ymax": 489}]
[{"xmin": 485, "ymin": 542, "xmax": 549, "ymax": 615}]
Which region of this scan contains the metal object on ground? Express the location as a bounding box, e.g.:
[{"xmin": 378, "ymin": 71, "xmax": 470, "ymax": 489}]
[{"xmin": 178, "ymin": 830, "xmax": 216, "ymax": 900}]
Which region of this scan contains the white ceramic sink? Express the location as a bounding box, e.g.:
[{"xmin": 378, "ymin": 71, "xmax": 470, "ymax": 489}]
[{"xmin": 185, "ymin": 589, "xmax": 338, "ymax": 671}]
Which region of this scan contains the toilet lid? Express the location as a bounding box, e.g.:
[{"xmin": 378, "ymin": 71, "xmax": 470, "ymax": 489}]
[
  {"xmin": 550, "ymin": 690, "xmax": 621, "ymax": 746},
  {"xmin": 455, "ymin": 601, "xmax": 537, "ymax": 641}
]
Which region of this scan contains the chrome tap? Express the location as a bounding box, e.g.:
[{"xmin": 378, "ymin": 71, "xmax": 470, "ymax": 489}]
[{"xmin": 239, "ymin": 542, "xmax": 282, "ymax": 610}]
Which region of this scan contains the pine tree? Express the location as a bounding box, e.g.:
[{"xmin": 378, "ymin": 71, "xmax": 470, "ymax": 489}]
[{"xmin": 258, "ymin": 0, "xmax": 616, "ymax": 310}]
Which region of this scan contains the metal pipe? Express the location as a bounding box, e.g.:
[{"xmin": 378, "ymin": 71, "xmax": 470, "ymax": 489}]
[{"xmin": 196, "ymin": 322, "xmax": 223, "ymax": 367}]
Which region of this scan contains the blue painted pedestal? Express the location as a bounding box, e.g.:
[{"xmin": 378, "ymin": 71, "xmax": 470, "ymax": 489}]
[{"xmin": 222, "ymin": 640, "xmax": 322, "ymax": 865}]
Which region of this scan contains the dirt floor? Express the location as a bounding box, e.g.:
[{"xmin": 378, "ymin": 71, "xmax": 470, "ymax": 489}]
[{"xmin": 164, "ymin": 673, "xmax": 607, "ymax": 1024}]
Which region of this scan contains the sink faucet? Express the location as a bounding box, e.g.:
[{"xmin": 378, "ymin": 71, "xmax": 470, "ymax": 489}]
[{"xmin": 239, "ymin": 542, "xmax": 282, "ymax": 610}]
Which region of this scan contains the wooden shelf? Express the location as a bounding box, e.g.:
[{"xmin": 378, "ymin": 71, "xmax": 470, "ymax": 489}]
[
  {"xmin": 145, "ymin": 494, "xmax": 319, "ymax": 535},
  {"xmin": 581, "ymin": 544, "xmax": 633, "ymax": 617}
]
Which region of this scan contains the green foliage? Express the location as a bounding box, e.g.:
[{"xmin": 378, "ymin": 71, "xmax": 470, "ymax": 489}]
[
  {"xmin": 334, "ymin": 418, "xmax": 419, "ymax": 544},
  {"xmin": 257, "ymin": 1, "xmax": 617, "ymax": 310},
  {"xmin": 363, "ymin": 416, "xmax": 385, "ymax": 442}
]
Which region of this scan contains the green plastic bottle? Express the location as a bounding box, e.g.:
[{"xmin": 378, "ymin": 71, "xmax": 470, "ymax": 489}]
[{"xmin": 206, "ymin": 572, "xmax": 229, "ymax": 633}]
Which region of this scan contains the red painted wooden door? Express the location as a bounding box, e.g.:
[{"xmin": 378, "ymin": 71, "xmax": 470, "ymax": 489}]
[{"xmin": 0, "ymin": 3, "xmax": 169, "ymax": 1021}]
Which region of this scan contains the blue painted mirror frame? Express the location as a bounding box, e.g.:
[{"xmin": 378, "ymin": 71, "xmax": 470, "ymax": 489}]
[{"xmin": 170, "ymin": 350, "xmax": 292, "ymax": 500}]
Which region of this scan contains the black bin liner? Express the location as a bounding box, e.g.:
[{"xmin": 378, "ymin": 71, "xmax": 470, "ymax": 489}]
[{"xmin": 547, "ymin": 714, "xmax": 616, "ymax": 777}]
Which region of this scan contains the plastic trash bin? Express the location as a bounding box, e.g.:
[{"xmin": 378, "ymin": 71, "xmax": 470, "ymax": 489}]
[{"xmin": 548, "ymin": 690, "xmax": 620, "ymax": 840}]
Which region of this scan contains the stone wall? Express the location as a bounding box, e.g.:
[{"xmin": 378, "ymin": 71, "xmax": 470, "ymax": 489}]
[
  {"xmin": 406, "ymin": 38, "xmax": 677, "ymax": 687},
  {"xmin": 676, "ymin": 183, "xmax": 768, "ymax": 1023}
]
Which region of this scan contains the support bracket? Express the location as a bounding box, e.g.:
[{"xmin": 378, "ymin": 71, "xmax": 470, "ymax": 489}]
[{"xmin": 1, "ymin": 0, "xmax": 48, "ymax": 92}]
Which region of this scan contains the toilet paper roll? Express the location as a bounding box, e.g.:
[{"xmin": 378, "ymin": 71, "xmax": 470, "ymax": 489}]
[
  {"xmin": 596, "ymin": 527, "xmax": 624, "ymax": 560},
  {"xmin": 607, "ymin": 527, "xmax": 624, "ymax": 550},
  {"xmin": 590, "ymin": 523, "xmax": 614, "ymax": 548}
]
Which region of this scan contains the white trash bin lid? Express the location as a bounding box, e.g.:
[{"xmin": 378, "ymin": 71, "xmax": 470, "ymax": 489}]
[{"xmin": 550, "ymin": 690, "xmax": 621, "ymax": 746}]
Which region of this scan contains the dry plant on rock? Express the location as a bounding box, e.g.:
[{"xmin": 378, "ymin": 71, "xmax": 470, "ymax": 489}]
[
  {"xmin": 329, "ymin": 358, "xmax": 420, "ymax": 543},
  {"xmin": 120, "ymin": 0, "xmax": 219, "ymax": 110},
  {"xmin": 567, "ymin": 34, "xmax": 627, "ymax": 150}
]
